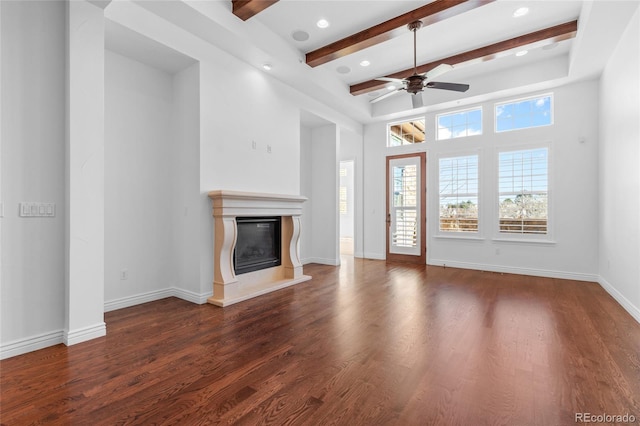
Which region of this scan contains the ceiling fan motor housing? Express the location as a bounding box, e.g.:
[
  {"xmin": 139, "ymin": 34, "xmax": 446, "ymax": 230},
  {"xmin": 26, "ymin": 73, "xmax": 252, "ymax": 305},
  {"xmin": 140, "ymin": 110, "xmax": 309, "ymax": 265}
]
[{"xmin": 406, "ymin": 74, "xmax": 426, "ymax": 94}]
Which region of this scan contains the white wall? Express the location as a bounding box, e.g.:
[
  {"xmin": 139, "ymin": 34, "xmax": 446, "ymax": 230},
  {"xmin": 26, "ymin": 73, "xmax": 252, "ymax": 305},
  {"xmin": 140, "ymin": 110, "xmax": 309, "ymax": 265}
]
[
  {"xmin": 65, "ymin": 0, "xmax": 107, "ymax": 346},
  {"xmin": 105, "ymin": 52, "xmax": 201, "ymax": 309},
  {"xmin": 104, "ymin": 51, "xmax": 176, "ymax": 307},
  {"xmin": 172, "ymin": 63, "xmax": 201, "ymax": 298},
  {"xmin": 300, "ymin": 125, "xmax": 313, "ymax": 262},
  {"xmin": 363, "ymin": 80, "xmax": 601, "ymax": 280},
  {"xmin": 308, "ymin": 125, "xmax": 340, "ymax": 265},
  {"xmin": 339, "ymin": 128, "xmax": 364, "ymax": 257},
  {"xmin": 599, "ymin": 9, "xmax": 640, "ymax": 322},
  {"xmin": 1, "ymin": 0, "xmax": 67, "ymax": 353}
]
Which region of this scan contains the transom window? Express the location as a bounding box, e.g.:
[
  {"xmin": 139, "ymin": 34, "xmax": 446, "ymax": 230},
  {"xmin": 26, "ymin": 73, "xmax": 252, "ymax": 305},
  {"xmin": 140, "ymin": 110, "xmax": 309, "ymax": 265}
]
[
  {"xmin": 436, "ymin": 107, "xmax": 482, "ymax": 140},
  {"xmin": 388, "ymin": 118, "xmax": 425, "ymax": 147},
  {"xmin": 498, "ymin": 147, "xmax": 549, "ymax": 235},
  {"xmin": 495, "ymin": 94, "xmax": 553, "ymax": 132},
  {"xmin": 439, "ymin": 155, "xmax": 479, "ymax": 232}
]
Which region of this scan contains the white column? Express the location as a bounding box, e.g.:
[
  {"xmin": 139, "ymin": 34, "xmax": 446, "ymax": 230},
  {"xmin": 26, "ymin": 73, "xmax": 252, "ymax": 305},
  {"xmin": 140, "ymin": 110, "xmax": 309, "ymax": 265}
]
[{"xmin": 64, "ymin": 0, "xmax": 106, "ymax": 345}]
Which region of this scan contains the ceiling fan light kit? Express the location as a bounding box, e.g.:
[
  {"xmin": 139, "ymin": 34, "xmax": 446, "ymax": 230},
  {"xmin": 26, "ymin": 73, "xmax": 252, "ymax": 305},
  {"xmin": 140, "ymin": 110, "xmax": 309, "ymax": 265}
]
[{"xmin": 370, "ymin": 20, "xmax": 470, "ymax": 105}]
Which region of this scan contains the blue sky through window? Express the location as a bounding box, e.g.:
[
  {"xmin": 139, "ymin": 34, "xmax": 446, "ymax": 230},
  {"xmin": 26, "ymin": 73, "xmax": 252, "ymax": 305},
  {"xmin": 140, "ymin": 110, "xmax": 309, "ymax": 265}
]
[
  {"xmin": 496, "ymin": 95, "xmax": 552, "ymax": 132},
  {"xmin": 437, "ymin": 108, "xmax": 482, "ymax": 140}
]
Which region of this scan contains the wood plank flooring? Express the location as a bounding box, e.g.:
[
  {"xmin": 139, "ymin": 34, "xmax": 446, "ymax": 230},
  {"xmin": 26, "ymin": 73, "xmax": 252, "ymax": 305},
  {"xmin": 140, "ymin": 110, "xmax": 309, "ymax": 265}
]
[{"xmin": 2, "ymin": 259, "xmax": 640, "ymax": 425}]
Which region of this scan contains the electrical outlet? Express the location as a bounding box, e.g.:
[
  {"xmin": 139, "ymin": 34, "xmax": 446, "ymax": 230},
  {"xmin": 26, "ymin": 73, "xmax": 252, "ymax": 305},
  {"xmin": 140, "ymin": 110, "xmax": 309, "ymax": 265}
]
[
  {"xmin": 252, "ymin": 140, "xmax": 257, "ymax": 150},
  {"xmin": 120, "ymin": 270, "xmax": 128, "ymax": 280},
  {"xmin": 267, "ymin": 145, "xmax": 272, "ymax": 154}
]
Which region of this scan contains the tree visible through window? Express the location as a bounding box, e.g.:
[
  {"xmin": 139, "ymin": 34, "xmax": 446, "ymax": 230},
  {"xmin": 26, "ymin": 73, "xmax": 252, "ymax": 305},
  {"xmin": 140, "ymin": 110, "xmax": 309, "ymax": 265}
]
[{"xmin": 498, "ymin": 147, "xmax": 548, "ymax": 234}]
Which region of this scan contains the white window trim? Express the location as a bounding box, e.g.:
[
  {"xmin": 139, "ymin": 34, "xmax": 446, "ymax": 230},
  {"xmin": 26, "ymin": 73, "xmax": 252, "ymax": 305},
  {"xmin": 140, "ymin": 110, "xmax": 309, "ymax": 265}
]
[
  {"xmin": 436, "ymin": 150, "xmax": 483, "ymax": 238},
  {"xmin": 386, "ymin": 116, "xmax": 426, "ymax": 148},
  {"xmin": 493, "ymin": 142, "xmax": 553, "ymax": 243},
  {"xmin": 494, "ymin": 92, "xmax": 554, "ymax": 133},
  {"xmin": 435, "ymin": 106, "xmax": 483, "ymax": 141}
]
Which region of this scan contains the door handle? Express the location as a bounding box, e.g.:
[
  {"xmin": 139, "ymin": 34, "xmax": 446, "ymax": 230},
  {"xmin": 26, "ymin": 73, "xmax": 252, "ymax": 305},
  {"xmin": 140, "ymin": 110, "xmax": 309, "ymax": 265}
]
[{"xmin": 386, "ymin": 213, "xmax": 392, "ymax": 225}]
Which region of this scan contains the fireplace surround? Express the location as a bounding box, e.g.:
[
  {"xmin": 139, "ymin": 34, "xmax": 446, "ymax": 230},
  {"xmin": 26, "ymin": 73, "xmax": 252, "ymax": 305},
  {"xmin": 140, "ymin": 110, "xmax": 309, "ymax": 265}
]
[{"xmin": 207, "ymin": 190, "xmax": 311, "ymax": 307}]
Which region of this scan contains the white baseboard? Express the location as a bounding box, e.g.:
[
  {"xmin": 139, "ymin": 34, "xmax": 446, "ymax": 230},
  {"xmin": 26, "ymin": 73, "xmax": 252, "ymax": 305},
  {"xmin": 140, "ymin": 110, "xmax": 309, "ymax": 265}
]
[
  {"xmin": 0, "ymin": 330, "xmax": 64, "ymax": 360},
  {"xmin": 104, "ymin": 288, "xmax": 175, "ymax": 312},
  {"xmin": 303, "ymin": 257, "xmax": 340, "ymax": 266},
  {"xmin": 428, "ymin": 258, "xmax": 599, "ymax": 282},
  {"xmin": 598, "ymin": 276, "xmax": 640, "ymax": 324},
  {"xmin": 363, "ymin": 252, "xmax": 385, "ymax": 260},
  {"xmin": 2, "ymin": 287, "xmax": 212, "ymax": 359},
  {"xmin": 172, "ymin": 287, "xmax": 212, "ymax": 305},
  {"xmin": 105, "ymin": 287, "xmax": 212, "ymax": 311},
  {"xmin": 64, "ymin": 322, "xmax": 106, "ymax": 346}
]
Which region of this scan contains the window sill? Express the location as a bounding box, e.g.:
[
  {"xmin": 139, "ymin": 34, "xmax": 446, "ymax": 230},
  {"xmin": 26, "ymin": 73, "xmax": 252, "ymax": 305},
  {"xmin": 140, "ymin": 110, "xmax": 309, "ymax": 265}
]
[{"xmin": 492, "ymin": 237, "xmax": 556, "ymax": 245}]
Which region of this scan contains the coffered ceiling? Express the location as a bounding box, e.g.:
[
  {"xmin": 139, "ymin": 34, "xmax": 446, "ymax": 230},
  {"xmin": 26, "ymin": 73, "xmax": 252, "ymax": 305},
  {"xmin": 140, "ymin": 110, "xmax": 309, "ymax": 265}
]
[{"xmin": 110, "ymin": 0, "xmax": 639, "ymax": 124}]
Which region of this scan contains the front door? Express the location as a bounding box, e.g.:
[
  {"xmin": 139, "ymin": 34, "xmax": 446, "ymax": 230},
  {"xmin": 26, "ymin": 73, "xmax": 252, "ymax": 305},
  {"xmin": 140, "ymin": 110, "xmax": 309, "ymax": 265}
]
[{"xmin": 386, "ymin": 153, "xmax": 426, "ymax": 264}]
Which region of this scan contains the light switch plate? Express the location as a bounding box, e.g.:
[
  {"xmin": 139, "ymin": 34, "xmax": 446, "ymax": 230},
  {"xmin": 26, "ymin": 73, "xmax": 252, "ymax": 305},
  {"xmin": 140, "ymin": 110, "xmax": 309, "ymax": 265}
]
[{"xmin": 19, "ymin": 202, "xmax": 56, "ymax": 217}]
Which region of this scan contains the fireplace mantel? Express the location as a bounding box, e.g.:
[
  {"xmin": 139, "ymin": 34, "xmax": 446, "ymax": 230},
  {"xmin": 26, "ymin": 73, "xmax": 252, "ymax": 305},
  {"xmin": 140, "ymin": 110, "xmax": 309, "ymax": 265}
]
[{"xmin": 207, "ymin": 190, "xmax": 311, "ymax": 307}]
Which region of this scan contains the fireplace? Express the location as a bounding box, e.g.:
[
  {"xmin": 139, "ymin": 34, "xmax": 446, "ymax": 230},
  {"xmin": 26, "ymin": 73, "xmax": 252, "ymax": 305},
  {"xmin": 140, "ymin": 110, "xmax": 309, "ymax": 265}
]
[
  {"xmin": 207, "ymin": 190, "xmax": 311, "ymax": 307},
  {"xmin": 234, "ymin": 217, "xmax": 281, "ymax": 275}
]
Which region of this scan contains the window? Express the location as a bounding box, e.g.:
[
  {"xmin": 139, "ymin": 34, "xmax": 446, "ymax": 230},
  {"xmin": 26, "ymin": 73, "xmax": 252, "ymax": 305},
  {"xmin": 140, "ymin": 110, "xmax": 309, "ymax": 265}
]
[
  {"xmin": 436, "ymin": 107, "xmax": 482, "ymax": 140},
  {"xmin": 498, "ymin": 147, "xmax": 548, "ymax": 235},
  {"xmin": 439, "ymin": 155, "xmax": 479, "ymax": 232},
  {"xmin": 388, "ymin": 118, "xmax": 425, "ymax": 147},
  {"xmin": 495, "ymin": 94, "xmax": 553, "ymax": 132}
]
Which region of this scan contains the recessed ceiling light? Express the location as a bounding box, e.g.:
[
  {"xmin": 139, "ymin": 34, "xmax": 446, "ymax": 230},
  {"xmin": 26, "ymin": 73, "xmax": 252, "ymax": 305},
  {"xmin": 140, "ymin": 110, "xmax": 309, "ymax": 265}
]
[
  {"xmin": 515, "ymin": 50, "xmax": 528, "ymax": 57},
  {"xmin": 386, "ymin": 85, "xmax": 396, "ymax": 90},
  {"xmin": 316, "ymin": 19, "xmax": 330, "ymax": 29},
  {"xmin": 291, "ymin": 30, "xmax": 309, "ymax": 42},
  {"xmin": 360, "ymin": 60, "xmax": 371, "ymax": 67},
  {"xmin": 262, "ymin": 63, "xmax": 273, "ymax": 71},
  {"xmin": 513, "ymin": 7, "xmax": 529, "ymax": 18},
  {"xmin": 336, "ymin": 66, "xmax": 351, "ymax": 74}
]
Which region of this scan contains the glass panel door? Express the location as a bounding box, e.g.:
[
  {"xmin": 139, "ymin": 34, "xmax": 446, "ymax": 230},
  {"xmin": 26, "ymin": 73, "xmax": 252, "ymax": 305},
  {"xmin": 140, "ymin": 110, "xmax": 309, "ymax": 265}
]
[{"xmin": 387, "ymin": 155, "xmax": 423, "ymax": 257}]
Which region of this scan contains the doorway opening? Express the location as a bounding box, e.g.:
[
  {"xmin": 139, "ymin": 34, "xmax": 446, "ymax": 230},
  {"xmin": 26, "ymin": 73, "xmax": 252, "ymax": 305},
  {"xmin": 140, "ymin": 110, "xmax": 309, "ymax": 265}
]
[{"xmin": 339, "ymin": 160, "xmax": 355, "ymax": 256}]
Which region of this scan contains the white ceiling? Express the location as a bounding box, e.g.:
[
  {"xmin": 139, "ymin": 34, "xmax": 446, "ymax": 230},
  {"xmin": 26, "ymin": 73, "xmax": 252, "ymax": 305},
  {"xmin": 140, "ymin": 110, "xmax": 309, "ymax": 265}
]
[
  {"xmin": 105, "ymin": 19, "xmax": 197, "ymax": 74},
  {"xmin": 105, "ymin": 0, "xmax": 639, "ymax": 126},
  {"xmin": 256, "ymin": 0, "xmax": 582, "ymax": 86}
]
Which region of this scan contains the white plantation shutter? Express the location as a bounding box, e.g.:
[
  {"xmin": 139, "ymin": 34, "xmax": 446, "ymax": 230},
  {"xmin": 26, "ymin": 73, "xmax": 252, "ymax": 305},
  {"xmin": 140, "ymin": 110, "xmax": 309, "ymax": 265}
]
[{"xmin": 392, "ymin": 164, "xmax": 418, "ymax": 247}]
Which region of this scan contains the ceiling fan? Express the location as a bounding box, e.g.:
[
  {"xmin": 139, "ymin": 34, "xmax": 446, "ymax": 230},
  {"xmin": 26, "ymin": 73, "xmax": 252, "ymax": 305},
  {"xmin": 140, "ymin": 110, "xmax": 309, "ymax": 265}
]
[{"xmin": 371, "ymin": 20, "xmax": 470, "ymax": 108}]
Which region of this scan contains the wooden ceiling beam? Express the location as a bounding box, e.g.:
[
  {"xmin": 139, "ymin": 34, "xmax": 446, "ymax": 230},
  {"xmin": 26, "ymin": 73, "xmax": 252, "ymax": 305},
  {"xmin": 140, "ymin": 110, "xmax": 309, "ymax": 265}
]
[
  {"xmin": 232, "ymin": 0, "xmax": 279, "ymax": 21},
  {"xmin": 350, "ymin": 20, "xmax": 578, "ymax": 96},
  {"xmin": 305, "ymin": 0, "xmax": 495, "ymax": 68}
]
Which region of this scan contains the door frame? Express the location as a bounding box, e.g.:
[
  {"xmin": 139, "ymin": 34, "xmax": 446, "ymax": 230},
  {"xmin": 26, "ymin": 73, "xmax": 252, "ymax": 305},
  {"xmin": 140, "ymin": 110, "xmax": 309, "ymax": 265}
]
[{"xmin": 386, "ymin": 152, "xmax": 427, "ymax": 264}]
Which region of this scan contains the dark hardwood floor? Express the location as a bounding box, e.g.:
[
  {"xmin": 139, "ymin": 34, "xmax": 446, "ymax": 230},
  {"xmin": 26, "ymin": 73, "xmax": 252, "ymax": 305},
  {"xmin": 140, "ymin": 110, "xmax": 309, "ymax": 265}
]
[{"xmin": 2, "ymin": 259, "xmax": 640, "ymax": 425}]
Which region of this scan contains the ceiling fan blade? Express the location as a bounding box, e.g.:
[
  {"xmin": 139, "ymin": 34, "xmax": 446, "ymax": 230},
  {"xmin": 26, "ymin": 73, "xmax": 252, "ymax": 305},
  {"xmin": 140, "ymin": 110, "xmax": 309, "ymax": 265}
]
[
  {"xmin": 424, "ymin": 64, "xmax": 453, "ymax": 80},
  {"xmin": 411, "ymin": 93, "xmax": 424, "ymax": 109},
  {"xmin": 370, "ymin": 88, "xmax": 405, "ymax": 103},
  {"xmin": 426, "ymin": 81, "xmax": 470, "ymax": 92},
  {"xmin": 375, "ymin": 77, "xmax": 406, "ymax": 83}
]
